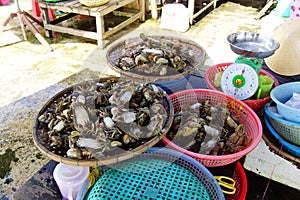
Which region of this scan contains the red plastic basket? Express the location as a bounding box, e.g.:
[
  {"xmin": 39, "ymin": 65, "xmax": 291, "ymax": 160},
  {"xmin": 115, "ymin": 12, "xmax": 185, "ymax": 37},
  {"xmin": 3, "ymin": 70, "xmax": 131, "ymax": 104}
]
[
  {"xmin": 227, "ymin": 161, "xmax": 247, "ymax": 200},
  {"xmin": 162, "ymin": 89, "xmax": 263, "ymax": 167},
  {"xmin": 204, "ymin": 63, "xmax": 279, "ymax": 112}
]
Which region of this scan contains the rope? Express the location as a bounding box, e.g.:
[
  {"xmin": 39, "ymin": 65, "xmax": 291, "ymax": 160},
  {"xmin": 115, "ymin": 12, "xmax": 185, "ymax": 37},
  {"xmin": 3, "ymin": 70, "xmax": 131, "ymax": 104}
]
[{"xmin": 261, "ymin": 143, "xmax": 284, "ymax": 200}]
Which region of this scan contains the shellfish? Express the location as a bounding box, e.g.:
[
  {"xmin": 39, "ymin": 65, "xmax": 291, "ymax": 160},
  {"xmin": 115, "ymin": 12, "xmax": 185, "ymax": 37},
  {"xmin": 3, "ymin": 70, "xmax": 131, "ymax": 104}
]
[
  {"xmin": 115, "ymin": 33, "xmax": 194, "ymax": 76},
  {"xmin": 167, "ymin": 100, "xmax": 251, "ymax": 156},
  {"xmin": 36, "ymin": 79, "xmax": 170, "ymax": 160}
]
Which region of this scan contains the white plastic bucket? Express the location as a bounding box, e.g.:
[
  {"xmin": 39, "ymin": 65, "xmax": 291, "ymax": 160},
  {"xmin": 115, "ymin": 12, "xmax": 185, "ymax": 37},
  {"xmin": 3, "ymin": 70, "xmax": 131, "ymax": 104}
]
[{"xmin": 53, "ymin": 163, "xmax": 89, "ymax": 200}]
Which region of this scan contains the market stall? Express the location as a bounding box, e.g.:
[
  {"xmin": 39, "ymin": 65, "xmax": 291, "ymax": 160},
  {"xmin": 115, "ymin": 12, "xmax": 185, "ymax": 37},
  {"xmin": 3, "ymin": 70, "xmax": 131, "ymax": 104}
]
[{"xmin": 2, "ymin": 2, "xmax": 300, "ymax": 199}]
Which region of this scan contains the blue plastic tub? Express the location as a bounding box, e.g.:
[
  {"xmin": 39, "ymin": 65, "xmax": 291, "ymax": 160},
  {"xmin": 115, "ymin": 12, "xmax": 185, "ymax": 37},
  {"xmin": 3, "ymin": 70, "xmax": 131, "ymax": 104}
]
[{"xmin": 270, "ymin": 81, "xmax": 300, "ymax": 123}]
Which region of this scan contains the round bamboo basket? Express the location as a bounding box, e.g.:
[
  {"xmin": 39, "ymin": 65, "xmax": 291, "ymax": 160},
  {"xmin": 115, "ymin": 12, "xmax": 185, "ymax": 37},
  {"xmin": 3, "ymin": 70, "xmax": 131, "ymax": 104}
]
[
  {"xmin": 32, "ymin": 77, "xmax": 174, "ymax": 166},
  {"xmin": 106, "ymin": 35, "xmax": 207, "ymax": 82}
]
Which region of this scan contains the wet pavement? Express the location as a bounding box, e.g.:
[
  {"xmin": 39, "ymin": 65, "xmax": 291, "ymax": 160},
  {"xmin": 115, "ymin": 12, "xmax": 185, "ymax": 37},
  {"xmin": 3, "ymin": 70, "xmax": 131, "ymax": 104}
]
[{"xmin": 0, "ymin": 0, "xmax": 299, "ymax": 199}]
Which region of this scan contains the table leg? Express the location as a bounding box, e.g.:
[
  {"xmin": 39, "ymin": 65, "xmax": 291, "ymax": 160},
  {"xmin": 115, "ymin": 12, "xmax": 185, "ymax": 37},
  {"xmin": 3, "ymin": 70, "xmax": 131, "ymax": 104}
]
[
  {"xmin": 213, "ymin": 0, "xmax": 218, "ymax": 9},
  {"xmin": 140, "ymin": 0, "xmax": 146, "ymax": 22},
  {"xmin": 40, "ymin": 7, "xmax": 52, "ymax": 38},
  {"xmin": 188, "ymin": 0, "xmax": 195, "ymax": 24},
  {"xmin": 150, "ymin": 0, "xmax": 158, "ymax": 20},
  {"xmin": 0, "ymin": 13, "xmax": 17, "ymax": 32},
  {"xmin": 17, "ymin": 12, "xmax": 27, "ymax": 40},
  {"xmin": 95, "ymin": 13, "xmax": 105, "ymax": 49},
  {"xmin": 140, "ymin": 0, "xmax": 146, "ymax": 21},
  {"xmin": 255, "ymin": 0, "xmax": 275, "ymax": 19},
  {"xmin": 22, "ymin": 13, "xmax": 53, "ymax": 51}
]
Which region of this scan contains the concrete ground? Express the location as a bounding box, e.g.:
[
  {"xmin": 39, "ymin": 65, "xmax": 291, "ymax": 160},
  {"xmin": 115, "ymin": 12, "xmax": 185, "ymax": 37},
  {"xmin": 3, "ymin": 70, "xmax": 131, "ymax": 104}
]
[{"xmin": 0, "ymin": 0, "xmax": 299, "ymax": 199}]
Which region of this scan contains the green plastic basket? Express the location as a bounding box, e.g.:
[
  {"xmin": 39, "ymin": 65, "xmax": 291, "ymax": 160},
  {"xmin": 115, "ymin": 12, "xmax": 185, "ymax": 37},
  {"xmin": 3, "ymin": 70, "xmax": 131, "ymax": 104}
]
[{"xmin": 79, "ymin": 148, "xmax": 225, "ymax": 200}]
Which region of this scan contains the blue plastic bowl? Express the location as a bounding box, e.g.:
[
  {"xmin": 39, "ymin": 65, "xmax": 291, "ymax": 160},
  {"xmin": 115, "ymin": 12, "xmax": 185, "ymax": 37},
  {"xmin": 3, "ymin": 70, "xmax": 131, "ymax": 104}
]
[
  {"xmin": 264, "ymin": 115, "xmax": 300, "ymax": 158},
  {"xmin": 270, "ymin": 81, "xmax": 300, "ymax": 123}
]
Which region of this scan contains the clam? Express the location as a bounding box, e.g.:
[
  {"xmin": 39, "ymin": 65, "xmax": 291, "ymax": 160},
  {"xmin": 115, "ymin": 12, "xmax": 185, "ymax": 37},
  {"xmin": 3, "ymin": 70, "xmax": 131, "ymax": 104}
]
[
  {"xmin": 37, "ymin": 79, "xmax": 169, "ymax": 160},
  {"xmin": 114, "ymin": 34, "xmax": 194, "ymax": 76},
  {"xmin": 167, "ymin": 100, "xmax": 250, "ymax": 155},
  {"xmin": 67, "ymin": 148, "xmax": 82, "ymax": 159}
]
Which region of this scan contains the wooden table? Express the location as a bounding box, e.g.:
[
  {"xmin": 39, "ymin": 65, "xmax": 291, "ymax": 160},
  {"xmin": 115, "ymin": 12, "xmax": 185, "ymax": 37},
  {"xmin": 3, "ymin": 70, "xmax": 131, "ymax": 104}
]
[{"xmin": 37, "ymin": 0, "xmax": 145, "ymax": 48}]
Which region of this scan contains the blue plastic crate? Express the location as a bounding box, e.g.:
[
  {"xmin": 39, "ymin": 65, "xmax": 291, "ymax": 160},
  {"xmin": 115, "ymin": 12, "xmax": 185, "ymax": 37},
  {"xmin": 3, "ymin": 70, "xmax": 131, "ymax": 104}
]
[{"xmin": 78, "ymin": 147, "xmax": 224, "ymax": 200}]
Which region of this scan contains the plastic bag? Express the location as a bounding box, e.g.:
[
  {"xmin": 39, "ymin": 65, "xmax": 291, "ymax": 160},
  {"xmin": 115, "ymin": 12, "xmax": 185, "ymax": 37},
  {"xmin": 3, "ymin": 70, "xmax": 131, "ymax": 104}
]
[
  {"xmin": 267, "ymin": 104, "xmax": 284, "ymax": 118},
  {"xmin": 160, "ymin": 4, "xmax": 190, "ymax": 32},
  {"xmin": 285, "ymin": 92, "xmax": 300, "ymax": 110}
]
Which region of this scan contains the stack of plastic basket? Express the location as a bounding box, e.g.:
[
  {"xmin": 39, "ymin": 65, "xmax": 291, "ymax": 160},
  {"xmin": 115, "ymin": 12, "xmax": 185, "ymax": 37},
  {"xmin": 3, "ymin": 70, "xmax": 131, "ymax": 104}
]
[
  {"xmin": 264, "ymin": 106, "xmax": 300, "ymax": 158},
  {"xmin": 204, "ymin": 63, "xmax": 279, "ymax": 111},
  {"xmin": 264, "ymin": 82, "xmax": 300, "ymax": 158}
]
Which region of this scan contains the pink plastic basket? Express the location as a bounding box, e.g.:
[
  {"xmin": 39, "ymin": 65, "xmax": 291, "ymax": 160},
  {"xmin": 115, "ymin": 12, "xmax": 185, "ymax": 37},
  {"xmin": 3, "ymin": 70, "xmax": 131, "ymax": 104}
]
[
  {"xmin": 162, "ymin": 89, "xmax": 263, "ymax": 167},
  {"xmin": 204, "ymin": 63, "xmax": 279, "ymax": 112},
  {"xmin": 0, "ymin": 0, "xmax": 10, "ymax": 5}
]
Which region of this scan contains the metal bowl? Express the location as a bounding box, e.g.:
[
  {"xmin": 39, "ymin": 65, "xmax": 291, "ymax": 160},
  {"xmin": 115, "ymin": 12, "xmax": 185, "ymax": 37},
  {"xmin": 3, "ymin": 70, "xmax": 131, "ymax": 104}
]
[{"xmin": 227, "ymin": 32, "xmax": 280, "ymax": 58}]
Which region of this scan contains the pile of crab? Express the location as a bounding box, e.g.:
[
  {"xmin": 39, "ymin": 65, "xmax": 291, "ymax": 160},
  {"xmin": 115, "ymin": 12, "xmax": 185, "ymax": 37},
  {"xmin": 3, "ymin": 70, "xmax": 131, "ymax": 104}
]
[
  {"xmin": 167, "ymin": 100, "xmax": 252, "ymax": 155},
  {"xmin": 36, "ymin": 79, "xmax": 170, "ymax": 160},
  {"xmin": 114, "ymin": 33, "xmax": 195, "ymax": 76}
]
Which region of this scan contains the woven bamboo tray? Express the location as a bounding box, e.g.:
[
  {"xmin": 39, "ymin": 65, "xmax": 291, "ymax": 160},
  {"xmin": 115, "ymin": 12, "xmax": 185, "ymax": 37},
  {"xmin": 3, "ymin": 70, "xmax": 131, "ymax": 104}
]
[
  {"xmin": 32, "ymin": 77, "xmax": 174, "ymax": 166},
  {"xmin": 106, "ymin": 35, "xmax": 207, "ymax": 82}
]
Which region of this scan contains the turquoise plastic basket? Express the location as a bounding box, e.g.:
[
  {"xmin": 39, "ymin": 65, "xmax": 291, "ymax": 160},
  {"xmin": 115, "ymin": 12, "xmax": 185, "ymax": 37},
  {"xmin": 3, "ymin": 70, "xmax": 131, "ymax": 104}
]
[{"xmin": 78, "ymin": 147, "xmax": 225, "ymax": 200}]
